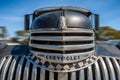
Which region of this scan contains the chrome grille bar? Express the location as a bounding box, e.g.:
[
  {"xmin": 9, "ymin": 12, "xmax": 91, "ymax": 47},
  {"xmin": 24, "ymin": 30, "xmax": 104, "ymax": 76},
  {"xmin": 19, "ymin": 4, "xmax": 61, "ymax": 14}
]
[
  {"xmin": 87, "ymin": 66, "xmax": 93, "ymax": 80},
  {"xmin": 40, "ymin": 69, "xmax": 45, "ymax": 80},
  {"xmin": 99, "ymin": 57, "xmax": 109, "ymax": 80},
  {"xmin": 30, "ymin": 50, "xmax": 94, "ymax": 63},
  {"xmin": 31, "ymin": 36, "xmax": 94, "ymax": 41},
  {"xmin": 23, "ymin": 61, "xmax": 30, "ymax": 80},
  {"xmin": 8, "ymin": 56, "xmax": 19, "ymax": 80},
  {"xmin": 105, "ymin": 57, "xmax": 116, "ymax": 80},
  {"xmin": 0, "ymin": 55, "xmax": 120, "ymax": 80},
  {"xmin": 79, "ymin": 69, "xmax": 85, "ymax": 80},
  {"xmin": 112, "ymin": 58, "xmax": 120, "ymax": 80},
  {"xmin": 31, "ymin": 28, "xmax": 94, "ymax": 33},
  {"xmin": 94, "ymin": 61, "xmax": 101, "ymax": 80},
  {"xmin": 0, "ymin": 57, "xmax": 6, "ymax": 70},
  {"xmin": 15, "ymin": 56, "xmax": 26, "ymax": 80},
  {"xmin": 31, "ymin": 65, "xmax": 37, "ymax": 80},
  {"xmin": 30, "ymin": 43, "xmax": 94, "ymax": 51},
  {"xmin": 1, "ymin": 56, "xmax": 12, "ymax": 80}
]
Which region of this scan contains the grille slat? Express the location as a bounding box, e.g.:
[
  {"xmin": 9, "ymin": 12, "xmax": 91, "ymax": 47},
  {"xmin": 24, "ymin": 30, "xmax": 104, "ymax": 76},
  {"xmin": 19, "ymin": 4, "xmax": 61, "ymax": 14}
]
[
  {"xmin": 31, "ymin": 40, "xmax": 93, "ymax": 45},
  {"xmin": 7, "ymin": 56, "xmax": 19, "ymax": 80},
  {"xmin": 1, "ymin": 56, "xmax": 12, "ymax": 80},
  {"xmin": 111, "ymin": 58, "xmax": 120, "ymax": 80},
  {"xmin": 31, "ymin": 36, "xmax": 94, "ymax": 41},
  {"xmin": 105, "ymin": 57, "xmax": 116, "ymax": 80},
  {"xmin": 40, "ymin": 69, "xmax": 45, "ymax": 80},
  {"xmin": 99, "ymin": 57, "xmax": 109, "ymax": 80},
  {"xmin": 0, "ymin": 55, "xmax": 120, "ymax": 80},
  {"xmin": 30, "ymin": 43, "xmax": 94, "ymax": 51},
  {"xmin": 94, "ymin": 61, "xmax": 101, "ymax": 80},
  {"xmin": 49, "ymin": 72, "xmax": 54, "ymax": 80},
  {"xmin": 87, "ymin": 66, "xmax": 93, "ymax": 80},
  {"xmin": 15, "ymin": 56, "xmax": 26, "ymax": 80},
  {"xmin": 23, "ymin": 61, "xmax": 31, "ymax": 80},
  {"xmin": 0, "ymin": 57, "xmax": 6, "ymax": 71},
  {"xmin": 71, "ymin": 72, "xmax": 76, "ymax": 80},
  {"xmin": 31, "ymin": 47, "xmax": 94, "ymax": 54},
  {"xmin": 31, "ymin": 33, "xmax": 93, "ymax": 36},
  {"xmin": 79, "ymin": 69, "xmax": 85, "ymax": 80},
  {"xmin": 31, "ymin": 28, "xmax": 93, "ymax": 33},
  {"xmin": 31, "ymin": 65, "xmax": 37, "ymax": 80}
]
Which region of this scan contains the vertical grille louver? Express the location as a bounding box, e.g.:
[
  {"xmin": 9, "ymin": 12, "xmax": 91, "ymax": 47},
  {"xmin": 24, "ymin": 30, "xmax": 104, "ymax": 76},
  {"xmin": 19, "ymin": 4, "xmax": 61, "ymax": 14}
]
[{"xmin": 0, "ymin": 55, "xmax": 119, "ymax": 80}]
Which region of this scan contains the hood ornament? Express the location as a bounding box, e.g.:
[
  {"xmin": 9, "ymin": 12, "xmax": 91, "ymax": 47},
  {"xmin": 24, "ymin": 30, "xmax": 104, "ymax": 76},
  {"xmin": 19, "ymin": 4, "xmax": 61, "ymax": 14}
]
[{"xmin": 58, "ymin": 16, "xmax": 67, "ymax": 30}]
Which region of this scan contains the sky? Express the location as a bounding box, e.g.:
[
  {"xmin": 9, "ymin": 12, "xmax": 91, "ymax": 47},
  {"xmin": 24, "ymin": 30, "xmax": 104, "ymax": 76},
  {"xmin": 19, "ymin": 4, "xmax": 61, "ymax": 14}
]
[{"xmin": 0, "ymin": 0, "xmax": 120, "ymax": 37}]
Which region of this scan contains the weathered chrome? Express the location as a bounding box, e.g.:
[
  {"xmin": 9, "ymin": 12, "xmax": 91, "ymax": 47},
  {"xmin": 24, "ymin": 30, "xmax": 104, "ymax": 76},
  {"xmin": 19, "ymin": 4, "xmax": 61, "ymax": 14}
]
[
  {"xmin": 94, "ymin": 61, "xmax": 101, "ymax": 80},
  {"xmin": 79, "ymin": 69, "xmax": 85, "ymax": 80},
  {"xmin": 0, "ymin": 57, "xmax": 6, "ymax": 70},
  {"xmin": 40, "ymin": 68, "xmax": 45, "ymax": 80},
  {"xmin": 30, "ymin": 50, "xmax": 94, "ymax": 63},
  {"xmin": 30, "ymin": 43, "xmax": 94, "ymax": 51},
  {"xmin": 0, "ymin": 55, "xmax": 119, "ymax": 80},
  {"xmin": 31, "ymin": 65, "xmax": 37, "ymax": 80},
  {"xmin": 49, "ymin": 72, "xmax": 54, "ymax": 80},
  {"xmin": 71, "ymin": 72, "xmax": 76, "ymax": 80},
  {"xmin": 105, "ymin": 57, "xmax": 116, "ymax": 80},
  {"xmin": 0, "ymin": 6, "xmax": 120, "ymax": 80},
  {"xmin": 30, "ymin": 28, "xmax": 95, "ymax": 66},
  {"xmin": 8, "ymin": 56, "xmax": 19, "ymax": 80},
  {"xmin": 1, "ymin": 56, "xmax": 12, "ymax": 80},
  {"xmin": 58, "ymin": 72, "xmax": 68, "ymax": 80},
  {"xmin": 31, "ymin": 36, "xmax": 94, "ymax": 41},
  {"xmin": 87, "ymin": 66, "xmax": 93, "ymax": 80},
  {"xmin": 112, "ymin": 58, "xmax": 120, "ymax": 80},
  {"xmin": 99, "ymin": 57, "xmax": 109, "ymax": 80},
  {"xmin": 23, "ymin": 61, "xmax": 30, "ymax": 80},
  {"xmin": 30, "ymin": 28, "xmax": 93, "ymax": 33},
  {"xmin": 58, "ymin": 16, "xmax": 67, "ymax": 30},
  {"xmin": 15, "ymin": 56, "xmax": 25, "ymax": 80}
]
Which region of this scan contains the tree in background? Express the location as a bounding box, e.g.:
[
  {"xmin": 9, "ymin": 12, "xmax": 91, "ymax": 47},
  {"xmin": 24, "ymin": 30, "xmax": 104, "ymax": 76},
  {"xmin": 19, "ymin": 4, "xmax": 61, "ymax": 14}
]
[
  {"xmin": 11, "ymin": 30, "xmax": 29, "ymax": 45},
  {"xmin": 0, "ymin": 26, "xmax": 7, "ymax": 40},
  {"xmin": 96, "ymin": 26, "xmax": 120, "ymax": 40}
]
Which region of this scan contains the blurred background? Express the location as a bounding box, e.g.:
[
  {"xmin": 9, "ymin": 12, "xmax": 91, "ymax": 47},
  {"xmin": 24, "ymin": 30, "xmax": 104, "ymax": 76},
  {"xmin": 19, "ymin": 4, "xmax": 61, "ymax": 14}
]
[{"xmin": 0, "ymin": 0, "xmax": 120, "ymax": 46}]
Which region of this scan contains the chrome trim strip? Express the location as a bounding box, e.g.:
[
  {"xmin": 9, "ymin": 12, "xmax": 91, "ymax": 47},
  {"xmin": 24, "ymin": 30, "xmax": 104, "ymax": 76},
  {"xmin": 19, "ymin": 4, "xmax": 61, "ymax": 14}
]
[
  {"xmin": 30, "ymin": 28, "xmax": 93, "ymax": 33},
  {"xmin": 31, "ymin": 36, "xmax": 94, "ymax": 41},
  {"xmin": 31, "ymin": 49, "xmax": 94, "ymax": 56},
  {"xmin": 99, "ymin": 57, "xmax": 109, "ymax": 80},
  {"xmin": 23, "ymin": 61, "xmax": 30, "ymax": 80},
  {"xmin": 30, "ymin": 50, "xmax": 94, "ymax": 63},
  {"xmin": 31, "ymin": 65, "xmax": 37, "ymax": 80},
  {"xmin": 30, "ymin": 43, "xmax": 94, "ymax": 51},
  {"xmin": 1, "ymin": 56, "xmax": 12, "ymax": 80},
  {"xmin": 8, "ymin": 56, "xmax": 19, "ymax": 80},
  {"xmin": 15, "ymin": 56, "xmax": 25, "ymax": 80},
  {"xmin": 112, "ymin": 58, "xmax": 120, "ymax": 80},
  {"xmin": 79, "ymin": 69, "xmax": 85, "ymax": 80},
  {"xmin": 40, "ymin": 69, "xmax": 45, "ymax": 80},
  {"xmin": 87, "ymin": 66, "xmax": 93, "ymax": 80},
  {"xmin": 0, "ymin": 57, "xmax": 6, "ymax": 70},
  {"xmin": 49, "ymin": 72, "xmax": 54, "ymax": 80},
  {"xmin": 105, "ymin": 57, "xmax": 116, "ymax": 80},
  {"xmin": 71, "ymin": 72, "xmax": 76, "ymax": 80},
  {"xmin": 94, "ymin": 61, "xmax": 101, "ymax": 80}
]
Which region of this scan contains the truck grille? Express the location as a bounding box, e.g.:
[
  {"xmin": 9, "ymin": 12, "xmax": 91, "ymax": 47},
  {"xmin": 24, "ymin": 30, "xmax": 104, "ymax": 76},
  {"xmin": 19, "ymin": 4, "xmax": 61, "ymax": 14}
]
[
  {"xmin": 29, "ymin": 28, "xmax": 95, "ymax": 63},
  {"xmin": 0, "ymin": 55, "xmax": 119, "ymax": 80}
]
